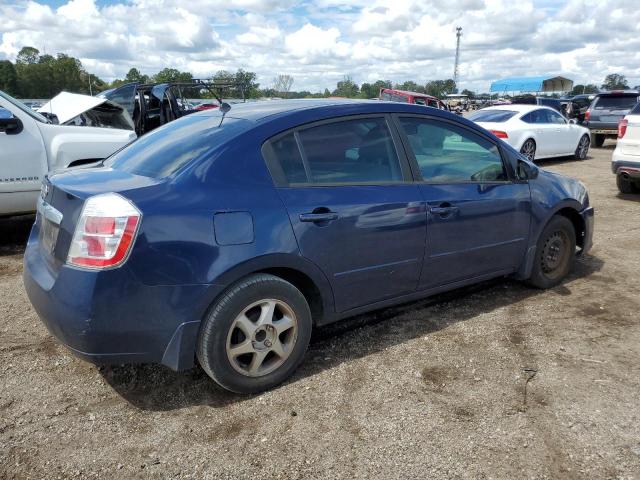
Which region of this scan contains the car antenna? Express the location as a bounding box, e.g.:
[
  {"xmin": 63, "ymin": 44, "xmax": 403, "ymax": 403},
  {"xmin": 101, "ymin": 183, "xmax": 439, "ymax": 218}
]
[{"xmin": 218, "ymin": 102, "xmax": 231, "ymax": 126}]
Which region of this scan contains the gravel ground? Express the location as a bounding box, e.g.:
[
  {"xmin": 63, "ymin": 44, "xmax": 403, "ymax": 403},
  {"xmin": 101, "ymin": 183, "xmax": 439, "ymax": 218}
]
[{"xmin": 1, "ymin": 141, "xmax": 639, "ymax": 479}]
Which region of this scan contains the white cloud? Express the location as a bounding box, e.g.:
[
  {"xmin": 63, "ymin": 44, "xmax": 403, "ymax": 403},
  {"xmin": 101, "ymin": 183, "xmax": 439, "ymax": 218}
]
[{"xmin": 0, "ymin": 0, "xmax": 639, "ymax": 93}]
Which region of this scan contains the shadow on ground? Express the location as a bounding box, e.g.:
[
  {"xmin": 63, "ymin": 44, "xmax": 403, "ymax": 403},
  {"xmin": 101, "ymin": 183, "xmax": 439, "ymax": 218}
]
[
  {"xmin": 100, "ymin": 254, "xmax": 604, "ymax": 411},
  {"xmin": 0, "ymin": 215, "xmax": 34, "ymax": 256}
]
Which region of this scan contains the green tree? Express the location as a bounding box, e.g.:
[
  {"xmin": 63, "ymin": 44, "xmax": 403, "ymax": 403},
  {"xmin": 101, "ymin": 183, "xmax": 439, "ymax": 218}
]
[
  {"xmin": 461, "ymin": 89, "xmax": 475, "ymax": 99},
  {"xmin": 323, "ymin": 88, "xmax": 331, "ymax": 97},
  {"xmin": 211, "ymin": 69, "xmax": 260, "ymax": 99},
  {"xmin": 16, "ymin": 46, "xmax": 40, "ymax": 65},
  {"xmin": 333, "ymin": 76, "xmax": 359, "ymax": 97},
  {"xmin": 153, "ymin": 67, "xmax": 193, "ymax": 83},
  {"xmin": 601, "ymin": 74, "xmax": 628, "ymax": 90},
  {"xmin": 425, "ymin": 79, "xmax": 456, "ymax": 98},
  {"xmin": 359, "ymin": 82, "xmax": 375, "ymax": 98},
  {"xmin": 0, "ymin": 60, "xmax": 18, "ymax": 95},
  {"xmin": 570, "ymin": 84, "xmax": 599, "ymax": 95},
  {"xmin": 124, "ymin": 68, "xmax": 149, "ymax": 84},
  {"xmin": 396, "ymin": 80, "xmax": 424, "ymax": 93}
]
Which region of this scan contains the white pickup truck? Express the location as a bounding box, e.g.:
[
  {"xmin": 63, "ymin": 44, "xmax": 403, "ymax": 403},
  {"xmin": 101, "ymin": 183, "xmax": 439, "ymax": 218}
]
[{"xmin": 0, "ymin": 90, "xmax": 137, "ymax": 216}]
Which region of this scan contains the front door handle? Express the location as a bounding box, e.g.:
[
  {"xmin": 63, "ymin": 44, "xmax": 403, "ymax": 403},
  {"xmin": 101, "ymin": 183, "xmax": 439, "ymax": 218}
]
[
  {"xmin": 299, "ymin": 212, "xmax": 338, "ymax": 223},
  {"xmin": 429, "ymin": 205, "xmax": 459, "ymax": 217}
]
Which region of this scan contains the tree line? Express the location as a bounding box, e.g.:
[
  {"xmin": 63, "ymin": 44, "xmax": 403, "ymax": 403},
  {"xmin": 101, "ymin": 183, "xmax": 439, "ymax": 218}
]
[{"xmin": 0, "ymin": 46, "xmax": 636, "ymax": 100}]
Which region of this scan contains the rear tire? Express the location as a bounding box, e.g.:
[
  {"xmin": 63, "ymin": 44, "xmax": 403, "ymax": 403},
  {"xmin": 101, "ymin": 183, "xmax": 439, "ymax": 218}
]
[
  {"xmin": 574, "ymin": 134, "xmax": 590, "ymax": 160},
  {"xmin": 591, "ymin": 133, "xmax": 605, "ymax": 148},
  {"xmin": 617, "ymin": 173, "xmax": 640, "ymax": 194},
  {"xmin": 520, "ymin": 139, "xmax": 536, "ymax": 161},
  {"xmin": 527, "ymin": 216, "xmax": 576, "ymax": 289},
  {"xmin": 197, "ymin": 274, "xmax": 312, "ymax": 394}
]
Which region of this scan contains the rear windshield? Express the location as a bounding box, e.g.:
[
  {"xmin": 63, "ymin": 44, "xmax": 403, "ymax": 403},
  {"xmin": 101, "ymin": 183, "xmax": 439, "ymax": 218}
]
[
  {"xmin": 594, "ymin": 95, "xmax": 639, "ymax": 110},
  {"xmin": 468, "ymin": 109, "xmax": 517, "ymax": 122},
  {"xmin": 105, "ymin": 114, "xmax": 249, "ymax": 178}
]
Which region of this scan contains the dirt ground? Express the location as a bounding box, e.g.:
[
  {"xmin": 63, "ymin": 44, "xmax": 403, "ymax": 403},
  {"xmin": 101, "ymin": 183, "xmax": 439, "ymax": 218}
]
[{"xmin": 1, "ymin": 140, "xmax": 639, "ymax": 480}]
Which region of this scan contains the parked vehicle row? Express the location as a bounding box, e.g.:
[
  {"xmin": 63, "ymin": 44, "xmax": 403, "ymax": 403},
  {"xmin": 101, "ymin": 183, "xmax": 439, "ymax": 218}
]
[
  {"xmin": 0, "ymin": 90, "xmax": 136, "ymax": 216},
  {"xmin": 24, "ymin": 99, "xmax": 593, "ymax": 393},
  {"xmin": 469, "ymin": 104, "xmax": 590, "ymax": 161}
]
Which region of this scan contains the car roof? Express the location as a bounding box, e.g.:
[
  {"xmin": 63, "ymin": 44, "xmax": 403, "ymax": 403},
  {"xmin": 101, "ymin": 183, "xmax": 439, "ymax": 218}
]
[
  {"xmin": 478, "ymin": 104, "xmax": 556, "ymax": 114},
  {"xmin": 194, "ymin": 98, "xmax": 450, "ymax": 123},
  {"xmin": 596, "ymin": 91, "xmax": 639, "ymax": 97}
]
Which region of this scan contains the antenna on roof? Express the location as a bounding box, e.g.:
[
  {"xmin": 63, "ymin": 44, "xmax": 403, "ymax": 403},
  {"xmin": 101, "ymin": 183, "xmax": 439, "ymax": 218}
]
[{"xmin": 218, "ymin": 102, "xmax": 231, "ymax": 127}]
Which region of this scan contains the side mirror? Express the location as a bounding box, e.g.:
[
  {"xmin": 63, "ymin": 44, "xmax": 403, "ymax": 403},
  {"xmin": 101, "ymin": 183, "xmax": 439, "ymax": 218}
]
[
  {"xmin": 517, "ymin": 160, "xmax": 539, "ymax": 180},
  {"xmin": 0, "ymin": 108, "xmax": 23, "ymax": 135}
]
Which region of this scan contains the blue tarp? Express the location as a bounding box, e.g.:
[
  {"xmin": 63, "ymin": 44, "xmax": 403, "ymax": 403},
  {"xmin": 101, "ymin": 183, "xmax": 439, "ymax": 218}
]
[{"xmin": 490, "ymin": 76, "xmax": 573, "ymax": 93}]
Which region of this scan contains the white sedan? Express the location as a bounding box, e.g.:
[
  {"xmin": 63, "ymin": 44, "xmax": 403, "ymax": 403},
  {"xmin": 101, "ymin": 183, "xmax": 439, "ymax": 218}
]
[{"xmin": 468, "ymin": 104, "xmax": 591, "ymax": 161}]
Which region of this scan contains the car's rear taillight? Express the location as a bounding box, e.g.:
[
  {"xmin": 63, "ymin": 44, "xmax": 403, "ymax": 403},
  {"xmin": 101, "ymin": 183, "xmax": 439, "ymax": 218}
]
[
  {"xmin": 67, "ymin": 193, "xmax": 141, "ymax": 269},
  {"xmin": 584, "ymin": 109, "xmax": 590, "ymax": 121},
  {"xmin": 490, "ymin": 130, "xmax": 509, "ymax": 139},
  {"xmin": 618, "ymin": 118, "xmax": 628, "ymax": 139}
]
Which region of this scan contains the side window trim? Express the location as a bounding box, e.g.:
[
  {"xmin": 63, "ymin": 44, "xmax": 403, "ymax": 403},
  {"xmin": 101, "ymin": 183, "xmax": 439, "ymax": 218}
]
[
  {"xmin": 262, "ymin": 114, "xmax": 414, "ymax": 188},
  {"xmin": 293, "ymin": 130, "xmax": 312, "ymax": 182},
  {"xmin": 390, "ymin": 113, "xmax": 516, "ymax": 184}
]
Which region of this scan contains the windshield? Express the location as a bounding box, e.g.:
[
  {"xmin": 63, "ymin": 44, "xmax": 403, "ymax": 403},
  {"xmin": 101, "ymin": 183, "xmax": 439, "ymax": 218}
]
[
  {"xmin": 0, "ymin": 90, "xmax": 49, "ymax": 123},
  {"xmin": 468, "ymin": 109, "xmax": 517, "ymax": 122},
  {"xmin": 595, "ymin": 95, "xmax": 639, "ymax": 110},
  {"xmin": 105, "ymin": 113, "xmax": 249, "ymax": 178}
]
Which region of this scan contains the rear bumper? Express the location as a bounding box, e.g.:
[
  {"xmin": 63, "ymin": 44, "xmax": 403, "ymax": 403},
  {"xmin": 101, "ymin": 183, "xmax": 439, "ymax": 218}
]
[
  {"xmin": 579, "ymin": 207, "xmax": 594, "ymax": 254},
  {"xmin": 612, "ymin": 150, "xmax": 640, "ymax": 177},
  {"xmin": 23, "ymin": 226, "xmax": 220, "ymax": 371},
  {"xmin": 586, "ymin": 122, "xmax": 618, "ymax": 134}
]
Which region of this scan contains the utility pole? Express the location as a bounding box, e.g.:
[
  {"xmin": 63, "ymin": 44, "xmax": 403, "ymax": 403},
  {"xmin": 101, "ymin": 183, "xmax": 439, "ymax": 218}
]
[{"xmin": 453, "ymin": 26, "xmax": 462, "ymax": 93}]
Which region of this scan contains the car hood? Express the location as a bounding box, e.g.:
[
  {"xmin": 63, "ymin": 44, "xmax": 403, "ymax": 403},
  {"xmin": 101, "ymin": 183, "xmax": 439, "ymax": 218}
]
[{"xmin": 38, "ymin": 92, "xmax": 134, "ymax": 130}]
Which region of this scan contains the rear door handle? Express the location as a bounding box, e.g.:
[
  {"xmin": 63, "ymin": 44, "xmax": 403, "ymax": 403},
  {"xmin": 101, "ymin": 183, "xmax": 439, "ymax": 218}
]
[{"xmin": 299, "ymin": 212, "xmax": 338, "ymax": 223}]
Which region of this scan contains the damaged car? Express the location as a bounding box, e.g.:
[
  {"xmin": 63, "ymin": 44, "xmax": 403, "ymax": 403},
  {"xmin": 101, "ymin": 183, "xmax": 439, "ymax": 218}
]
[
  {"xmin": 38, "ymin": 91, "xmax": 134, "ymax": 131},
  {"xmin": 99, "ymin": 80, "xmax": 245, "ymax": 136}
]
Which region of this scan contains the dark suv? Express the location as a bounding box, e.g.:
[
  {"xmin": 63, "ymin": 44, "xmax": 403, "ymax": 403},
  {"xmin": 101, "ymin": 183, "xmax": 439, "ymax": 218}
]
[{"xmin": 586, "ymin": 91, "xmax": 640, "ymax": 147}]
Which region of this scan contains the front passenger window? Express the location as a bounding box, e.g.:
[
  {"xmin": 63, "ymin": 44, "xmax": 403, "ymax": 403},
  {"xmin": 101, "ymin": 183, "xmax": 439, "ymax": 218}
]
[{"xmin": 399, "ymin": 117, "xmax": 507, "ymax": 183}]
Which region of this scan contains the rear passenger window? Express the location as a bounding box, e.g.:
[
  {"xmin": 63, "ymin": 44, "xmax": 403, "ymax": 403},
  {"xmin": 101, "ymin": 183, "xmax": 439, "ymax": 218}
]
[
  {"xmin": 268, "ymin": 117, "xmax": 403, "ymax": 185},
  {"xmin": 399, "ymin": 117, "xmax": 507, "ymax": 183}
]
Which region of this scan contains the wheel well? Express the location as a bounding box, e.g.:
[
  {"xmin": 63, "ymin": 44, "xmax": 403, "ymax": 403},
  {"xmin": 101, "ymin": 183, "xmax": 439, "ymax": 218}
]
[
  {"xmin": 257, "ymin": 267, "xmax": 324, "ymax": 324},
  {"xmin": 67, "ymin": 158, "xmax": 102, "ymax": 168},
  {"xmin": 555, "ymin": 207, "xmax": 585, "ymax": 249}
]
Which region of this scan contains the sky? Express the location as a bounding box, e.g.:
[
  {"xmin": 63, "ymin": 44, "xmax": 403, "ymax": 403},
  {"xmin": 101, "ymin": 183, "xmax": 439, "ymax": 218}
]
[{"xmin": 1, "ymin": 0, "xmax": 639, "ymax": 93}]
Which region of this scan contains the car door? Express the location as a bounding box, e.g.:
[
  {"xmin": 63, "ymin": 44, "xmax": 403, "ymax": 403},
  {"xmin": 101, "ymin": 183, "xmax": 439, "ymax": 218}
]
[
  {"xmin": 0, "ymin": 96, "xmax": 48, "ymax": 215},
  {"xmin": 521, "ymin": 109, "xmax": 555, "ymax": 156},
  {"xmin": 545, "ymin": 108, "xmax": 576, "ymax": 155},
  {"xmin": 394, "ymin": 115, "xmax": 531, "ymax": 290},
  {"xmin": 263, "ymin": 115, "xmax": 427, "ymax": 313}
]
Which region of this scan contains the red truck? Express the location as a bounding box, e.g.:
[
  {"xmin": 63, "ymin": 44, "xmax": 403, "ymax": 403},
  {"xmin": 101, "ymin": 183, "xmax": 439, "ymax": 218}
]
[{"xmin": 379, "ymin": 88, "xmax": 449, "ymax": 110}]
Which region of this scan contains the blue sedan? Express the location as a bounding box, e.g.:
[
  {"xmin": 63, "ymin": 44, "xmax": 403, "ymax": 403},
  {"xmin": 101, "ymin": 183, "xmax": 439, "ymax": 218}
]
[{"xmin": 24, "ymin": 100, "xmax": 594, "ymax": 393}]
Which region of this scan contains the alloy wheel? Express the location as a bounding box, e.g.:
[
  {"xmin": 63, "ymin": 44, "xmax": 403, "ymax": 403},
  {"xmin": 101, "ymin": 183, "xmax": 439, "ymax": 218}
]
[
  {"xmin": 577, "ymin": 136, "xmax": 590, "ymax": 159},
  {"xmin": 521, "ymin": 140, "xmax": 536, "ymax": 161},
  {"xmin": 226, "ymin": 299, "xmax": 298, "ymax": 377}
]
